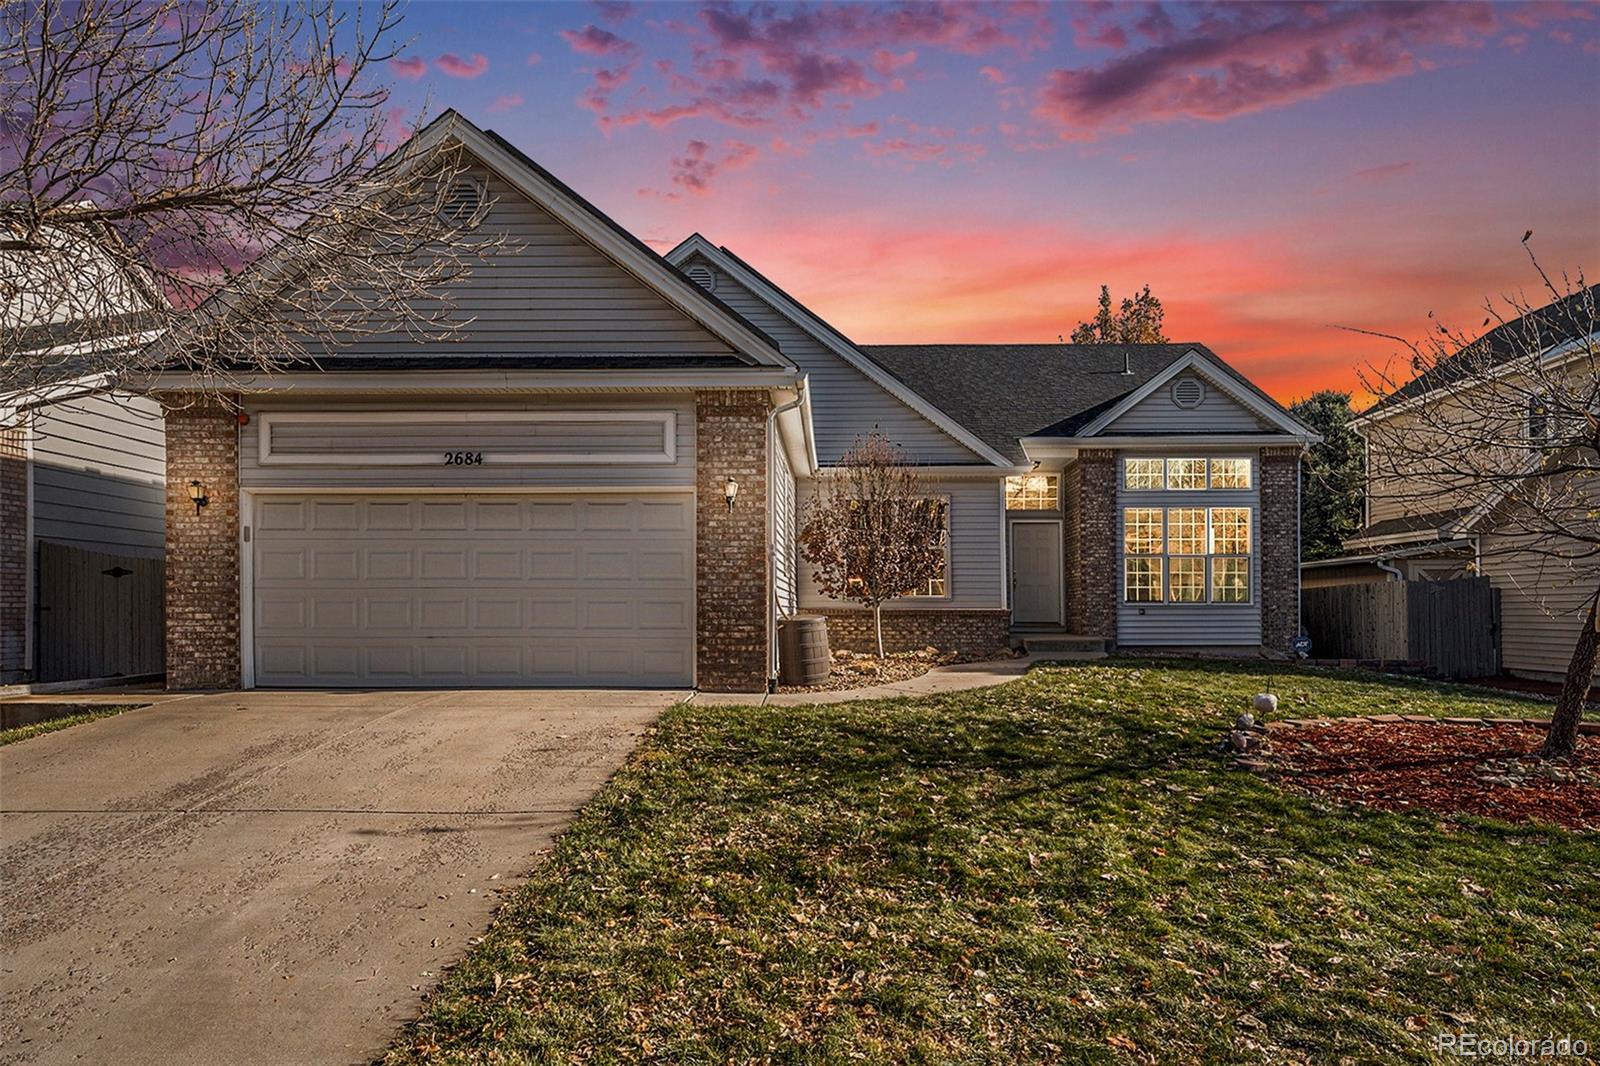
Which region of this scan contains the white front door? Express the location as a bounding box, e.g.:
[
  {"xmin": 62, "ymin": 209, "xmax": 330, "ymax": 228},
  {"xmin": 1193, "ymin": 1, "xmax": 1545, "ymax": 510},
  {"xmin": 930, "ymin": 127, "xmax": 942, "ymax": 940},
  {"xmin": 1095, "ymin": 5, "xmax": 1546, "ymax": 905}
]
[{"xmin": 1010, "ymin": 521, "xmax": 1063, "ymax": 625}]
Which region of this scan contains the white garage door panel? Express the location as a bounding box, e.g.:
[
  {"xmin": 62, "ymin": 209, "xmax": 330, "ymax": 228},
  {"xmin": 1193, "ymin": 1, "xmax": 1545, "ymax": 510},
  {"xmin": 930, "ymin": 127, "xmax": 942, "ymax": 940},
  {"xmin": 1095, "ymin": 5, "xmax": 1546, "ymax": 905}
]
[{"xmin": 253, "ymin": 495, "xmax": 694, "ymax": 687}]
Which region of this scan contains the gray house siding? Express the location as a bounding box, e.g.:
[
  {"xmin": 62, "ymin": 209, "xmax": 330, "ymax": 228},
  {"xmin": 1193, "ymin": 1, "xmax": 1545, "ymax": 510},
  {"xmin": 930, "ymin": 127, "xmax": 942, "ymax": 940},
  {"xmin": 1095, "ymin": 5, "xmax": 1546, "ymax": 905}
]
[
  {"xmin": 1102, "ymin": 372, "xmax": 1272, "ymax": 435},
  {"xmin": 31, "ymin": 393, "xmax": 165, "ymax": 558},
  {"xmin": 796, "ymin": 476, "xmax": 1003, "ymax": 611},
  {"xmin": 1115, "ymin": 450, "xmax": 1263, "ymax": 646},
  {"xmin": 294, "ymin": 165, "xmax": 735, "ymax": 359},
  {"xmin": 773, "ymin": 443, "xmax": 798, "ymax": 617},
  {"xmin": 681, "ymin": 256, "xmax": 980, "ymax": 465},
  {"xmin": 240, "ymin": 396, "xmax": 696, "ymax": 490}
]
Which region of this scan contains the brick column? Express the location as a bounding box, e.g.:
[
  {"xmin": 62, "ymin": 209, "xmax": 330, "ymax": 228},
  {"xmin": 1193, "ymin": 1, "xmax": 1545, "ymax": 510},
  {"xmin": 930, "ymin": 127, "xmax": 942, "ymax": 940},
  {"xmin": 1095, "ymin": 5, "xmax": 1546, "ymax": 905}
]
[
  {"xmin": 163, "ymin": 395, "xmax": 241, "ymax": 690},
  {"xmin": 1, "ymin": 420, "xmax": 28, "ymax": 683},
  {"xmin": 695, "ymin": 389, "xmax": 770, "ymax": 692},
  {"xmin": 1065, "ymin": 449, "xmax": 1118, "ymax": 641},
  {"xmin": 1259, "ymin": 446, "xmax": 1301, "ymax": 654}
]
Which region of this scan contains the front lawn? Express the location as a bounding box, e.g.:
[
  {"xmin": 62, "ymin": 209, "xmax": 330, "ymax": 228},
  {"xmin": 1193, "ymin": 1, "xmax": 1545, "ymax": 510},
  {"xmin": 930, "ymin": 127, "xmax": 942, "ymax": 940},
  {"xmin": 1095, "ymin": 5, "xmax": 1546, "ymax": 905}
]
[
  {"xmin": 0, "ymin": 704, "xmax": 137, "ymax": 746},
  {"xmin": 387, "ymin": 660, "xmax": 1599, "ymax": 1064}
]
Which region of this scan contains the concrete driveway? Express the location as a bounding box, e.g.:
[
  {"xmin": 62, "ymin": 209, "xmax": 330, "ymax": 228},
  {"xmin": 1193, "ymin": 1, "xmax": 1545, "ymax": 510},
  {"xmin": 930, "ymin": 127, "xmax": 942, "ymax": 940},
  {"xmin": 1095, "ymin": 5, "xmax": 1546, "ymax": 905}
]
[{"xmin": 0, "ymin": 688, "xmax": 681, "ymax": 1066}]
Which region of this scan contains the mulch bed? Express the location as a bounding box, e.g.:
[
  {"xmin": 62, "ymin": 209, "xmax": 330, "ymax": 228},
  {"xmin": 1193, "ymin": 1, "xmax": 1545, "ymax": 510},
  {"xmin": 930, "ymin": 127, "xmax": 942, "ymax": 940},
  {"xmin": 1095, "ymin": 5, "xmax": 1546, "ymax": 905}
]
[{"xmin": 1263, "ymin": 721, "xmax": 1600, "ymax": 831}]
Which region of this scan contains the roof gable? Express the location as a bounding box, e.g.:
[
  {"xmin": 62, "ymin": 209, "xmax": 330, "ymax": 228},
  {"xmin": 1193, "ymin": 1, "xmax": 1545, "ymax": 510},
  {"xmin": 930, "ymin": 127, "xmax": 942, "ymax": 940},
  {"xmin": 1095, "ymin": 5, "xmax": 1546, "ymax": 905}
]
[
  {"xmin": 1078, "ymin": 352, "xmax": 1310, "ymax": 438},
  {"xmin": 195, "ymin": 112, "xmax": 793, "ymax": 373},
  {"xmin": 666, "ymin": 235, "xmax": 1008, "ymax": 466}
]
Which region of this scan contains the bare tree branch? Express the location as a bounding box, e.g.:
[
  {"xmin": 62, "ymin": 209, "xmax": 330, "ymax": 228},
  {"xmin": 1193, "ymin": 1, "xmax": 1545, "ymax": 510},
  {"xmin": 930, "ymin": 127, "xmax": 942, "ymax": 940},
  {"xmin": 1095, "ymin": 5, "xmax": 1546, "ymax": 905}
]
[{"xmin": 1, "ymin": 0, "xmax": 504, "ymax": 407}]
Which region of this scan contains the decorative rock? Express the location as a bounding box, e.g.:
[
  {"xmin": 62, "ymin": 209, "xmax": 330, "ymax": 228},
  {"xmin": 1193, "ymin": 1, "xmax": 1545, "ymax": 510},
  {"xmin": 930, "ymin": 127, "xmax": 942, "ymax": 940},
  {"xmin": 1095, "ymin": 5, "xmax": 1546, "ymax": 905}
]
[
  {"xmin": 1252, "ymin": 693, "xmax": 1278, "ymax": 715},
  {"xmin": 1230, "ymin": 730, "xmax": 1266, "ymax": 754},
  {"xmin": 1235, "ymin": 711, "xmax": 1256, "ymax": 731}
]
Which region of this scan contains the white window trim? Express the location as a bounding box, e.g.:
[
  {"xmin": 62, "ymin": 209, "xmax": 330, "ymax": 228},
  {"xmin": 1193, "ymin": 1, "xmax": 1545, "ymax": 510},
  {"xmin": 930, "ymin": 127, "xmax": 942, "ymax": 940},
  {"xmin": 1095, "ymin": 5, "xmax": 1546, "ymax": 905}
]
[
  {"xmin": 256, "ymin": 410, "xmax": 678, "ymax": 466},
  {"xmin": 1121, "ymin": 505, "xmax": 1256, "ymax": 606},
  {"xmin": 1121, "ymin": 455, "xmax": 1254, "ymax": 492}
]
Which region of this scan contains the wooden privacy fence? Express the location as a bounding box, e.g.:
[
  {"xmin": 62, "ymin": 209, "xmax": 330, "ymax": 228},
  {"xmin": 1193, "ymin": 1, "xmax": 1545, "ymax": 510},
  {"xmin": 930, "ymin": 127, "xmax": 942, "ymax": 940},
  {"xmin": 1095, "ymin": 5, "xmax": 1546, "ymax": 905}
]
[
  {"xmin": 1302, "ymin": 577, "xmax": 1499, "ymax": 679},
  {"xmin": 36, "ymin": 542, "xmax": 164, "ymax": 682}
]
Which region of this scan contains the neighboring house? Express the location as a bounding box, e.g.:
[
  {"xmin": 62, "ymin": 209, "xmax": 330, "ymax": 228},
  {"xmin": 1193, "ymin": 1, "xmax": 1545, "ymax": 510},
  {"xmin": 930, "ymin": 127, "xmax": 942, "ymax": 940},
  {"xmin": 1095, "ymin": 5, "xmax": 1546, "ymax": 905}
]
[
  {"xmin": 0, "ymin": 225, "xmax": 168, "ymax": 686},
  {"xmin": 146, "ymin": 111, "xmax": 1318, "ymax": 693},
  {"xmin": 1304, "ymin": 288, "xmax": 1599, "ymax": 681}
]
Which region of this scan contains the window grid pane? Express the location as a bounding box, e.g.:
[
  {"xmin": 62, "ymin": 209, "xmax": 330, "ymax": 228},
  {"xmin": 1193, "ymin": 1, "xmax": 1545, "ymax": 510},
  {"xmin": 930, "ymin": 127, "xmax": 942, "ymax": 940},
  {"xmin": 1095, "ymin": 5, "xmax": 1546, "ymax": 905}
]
[
  {"xmin": 1212, "ymin": 557, "xmax": 1250, "ymax": 602},
  {"xmin": 1167, "ymin": 508, "xmax": 1207, "ymax": 555},
  {"xmin": 1209, "ymin": 507, "xmax": 1251, "ymax": 555},
  {"xmin": 1166, "ymin": 458, "xmax": 1207, "ymax": 490},
  {"xmin": 1125, "ymin": 558, "xmax": 1162, "ymax": 602},
  {"xmin": 1005, "ymin": 474, "xmax": 1060, "ymax": 510},
  {"xmin": 1210, "ymin": 458, "xmax": 1251, "ymax": 489},
  {"xmin": 1123, "ymin": 508, "xmax": 1164, "ymax": 554},
  {"xmin": 1123, "ymin": 458, "xmax": 1163, "ymax": 490},
  {"xmin": 1169, "ymin": 558, "xmax": 1205, "ymax": 602}
]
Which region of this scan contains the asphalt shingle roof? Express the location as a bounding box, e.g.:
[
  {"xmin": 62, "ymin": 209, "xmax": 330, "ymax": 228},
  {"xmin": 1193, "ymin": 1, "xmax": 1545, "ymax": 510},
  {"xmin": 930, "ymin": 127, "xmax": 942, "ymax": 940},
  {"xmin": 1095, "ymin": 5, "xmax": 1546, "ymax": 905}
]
[
  {"xmin": 1366, "ymin": 284, "xmax": 1598, "ymax": 415},
  {"xmin": 858, "ymin": 343, "xmax": 1276, "ymax": 463}
]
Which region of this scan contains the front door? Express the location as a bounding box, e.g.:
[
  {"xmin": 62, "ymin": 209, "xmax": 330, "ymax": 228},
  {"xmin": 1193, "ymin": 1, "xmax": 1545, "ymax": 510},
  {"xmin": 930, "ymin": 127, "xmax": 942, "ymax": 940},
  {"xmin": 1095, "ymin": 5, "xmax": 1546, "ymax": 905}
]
[{"xmin": 1011, "ymin": 521, "xmax": 1063, "ymax": 625}]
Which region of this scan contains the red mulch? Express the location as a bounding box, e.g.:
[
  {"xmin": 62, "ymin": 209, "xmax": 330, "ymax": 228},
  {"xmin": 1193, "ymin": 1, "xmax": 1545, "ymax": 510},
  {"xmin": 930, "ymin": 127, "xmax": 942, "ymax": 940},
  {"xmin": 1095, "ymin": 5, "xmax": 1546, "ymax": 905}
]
[{"xmin": 1266, "ymin": 722, "xmax": 1600, "ymax": 831}]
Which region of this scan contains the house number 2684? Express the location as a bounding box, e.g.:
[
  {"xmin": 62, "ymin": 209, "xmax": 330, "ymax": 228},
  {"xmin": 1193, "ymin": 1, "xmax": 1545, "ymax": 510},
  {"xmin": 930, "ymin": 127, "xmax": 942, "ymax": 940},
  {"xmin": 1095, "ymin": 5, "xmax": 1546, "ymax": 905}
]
[{"xmin": 443, "ymin": 451, "xmax": 483, "ymax": 465}]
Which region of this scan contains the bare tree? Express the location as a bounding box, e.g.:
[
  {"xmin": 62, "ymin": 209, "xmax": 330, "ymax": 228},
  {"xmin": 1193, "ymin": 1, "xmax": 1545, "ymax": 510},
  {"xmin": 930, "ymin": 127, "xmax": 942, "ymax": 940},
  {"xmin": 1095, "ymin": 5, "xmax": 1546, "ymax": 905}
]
[
  {"xmin": 799, "ymin": 433, "xmax": 950, "ymax": 659},
  {"xmin": 1355, "ymin": 244, "xmax": 1597, "ymax": 757},
  {"xmin": 1, "ymin": 0, "xmax": 498, "ymax": 406}
]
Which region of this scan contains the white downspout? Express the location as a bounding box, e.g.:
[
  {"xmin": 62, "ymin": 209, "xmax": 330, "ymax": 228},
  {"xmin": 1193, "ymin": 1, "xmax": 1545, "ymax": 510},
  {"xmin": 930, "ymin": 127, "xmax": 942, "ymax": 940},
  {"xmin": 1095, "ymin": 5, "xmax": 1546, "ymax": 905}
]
[
  {"xmin": 1375, "ymin": 557, "xmax": 1404, "ymax": 581},
  {"xmin": 767, "ymin": 384, "xmax": 806, "ymax": 689}
]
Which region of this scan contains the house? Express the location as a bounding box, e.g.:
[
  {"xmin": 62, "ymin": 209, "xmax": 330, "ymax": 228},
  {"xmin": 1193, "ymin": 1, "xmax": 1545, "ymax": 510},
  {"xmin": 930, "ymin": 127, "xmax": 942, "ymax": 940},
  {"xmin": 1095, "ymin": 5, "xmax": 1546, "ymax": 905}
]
[
  {"xmin": 1305, "ymin": 286, "xmax": 1599, "ymax": 681},
  {"xmin": 0, "ymin": 223, "xmax": 168, "ymax": 687},
  {"xmin": 143, "ymin": 111, "xmax": 1318, "ymax": 693}
]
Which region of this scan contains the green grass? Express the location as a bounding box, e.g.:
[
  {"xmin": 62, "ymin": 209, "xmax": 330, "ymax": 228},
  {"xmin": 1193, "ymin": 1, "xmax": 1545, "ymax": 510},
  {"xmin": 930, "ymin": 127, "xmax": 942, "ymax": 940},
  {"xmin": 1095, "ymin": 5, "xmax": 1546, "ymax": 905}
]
[
  {"xmin": 386, "ymin": 660, "xmax": 1599, "ymax": 1064},
  {"xmin": 0, "ymin": 704, "xmax": 138, "ymax": 746}
]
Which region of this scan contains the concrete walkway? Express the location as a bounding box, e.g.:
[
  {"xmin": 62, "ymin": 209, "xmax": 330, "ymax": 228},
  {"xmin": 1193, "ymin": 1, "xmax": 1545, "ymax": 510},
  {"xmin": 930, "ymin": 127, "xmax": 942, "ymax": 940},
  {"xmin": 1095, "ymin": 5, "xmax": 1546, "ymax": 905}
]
[
  {"xmin": 0, "ymin": 687, "xmax": 682, "ymax": 1066},
  {"xmin": 692, "ymin": 654, "xmax": 1047, "ymax": 706}
]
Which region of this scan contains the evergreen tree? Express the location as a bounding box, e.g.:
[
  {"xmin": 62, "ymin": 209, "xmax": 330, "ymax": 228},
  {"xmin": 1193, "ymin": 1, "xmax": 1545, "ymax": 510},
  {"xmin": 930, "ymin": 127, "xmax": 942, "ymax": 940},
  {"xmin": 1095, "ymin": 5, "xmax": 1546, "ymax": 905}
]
[{"xmin": 1291, "ymin": 390, "xmax": 1365, "ymax": 561}]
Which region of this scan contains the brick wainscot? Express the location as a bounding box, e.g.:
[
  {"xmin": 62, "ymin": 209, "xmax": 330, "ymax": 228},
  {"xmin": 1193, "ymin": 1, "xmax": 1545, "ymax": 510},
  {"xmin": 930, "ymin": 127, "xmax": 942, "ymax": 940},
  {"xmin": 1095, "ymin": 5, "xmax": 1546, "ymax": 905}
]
[{"xmin": 811, "ymin": 608, "xmax": 1011, "ymax": 658}]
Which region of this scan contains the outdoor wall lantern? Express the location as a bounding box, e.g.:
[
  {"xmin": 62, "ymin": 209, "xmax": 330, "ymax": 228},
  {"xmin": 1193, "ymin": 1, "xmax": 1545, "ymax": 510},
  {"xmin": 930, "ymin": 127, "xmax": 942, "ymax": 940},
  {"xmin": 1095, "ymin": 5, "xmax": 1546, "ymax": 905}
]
[
  {"xmin": 187, "ymin": 479, "xmax": 209, "ymax": 514},
  {"xmin": 724, "ymin": 477, "xmax": 739, "ymax": 512}
]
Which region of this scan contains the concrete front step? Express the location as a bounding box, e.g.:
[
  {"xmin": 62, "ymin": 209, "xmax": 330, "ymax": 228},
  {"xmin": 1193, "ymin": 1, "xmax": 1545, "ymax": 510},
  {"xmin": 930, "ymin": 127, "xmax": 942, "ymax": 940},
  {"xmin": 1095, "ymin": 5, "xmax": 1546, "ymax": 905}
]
[{"xmin": 1020, "ymin": 635, "xmax": 1108, "ymax": 657}]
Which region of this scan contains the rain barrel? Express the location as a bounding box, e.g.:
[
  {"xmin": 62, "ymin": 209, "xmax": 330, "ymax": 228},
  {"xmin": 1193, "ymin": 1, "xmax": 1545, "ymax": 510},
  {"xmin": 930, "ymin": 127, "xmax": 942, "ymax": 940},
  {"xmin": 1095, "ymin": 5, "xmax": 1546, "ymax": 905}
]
[{"xmin": 778, "ymin": 616, "xmax": 831, "ymax": 686}]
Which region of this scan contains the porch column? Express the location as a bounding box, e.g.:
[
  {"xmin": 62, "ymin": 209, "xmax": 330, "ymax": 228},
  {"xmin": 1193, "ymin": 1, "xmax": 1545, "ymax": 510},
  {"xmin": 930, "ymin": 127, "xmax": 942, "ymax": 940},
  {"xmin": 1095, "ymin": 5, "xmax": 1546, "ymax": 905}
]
[
  {"xmin": 162, "ymin": 395, "xmax": 241, "ymax": 690},
  {"xmin": 695, "ymin": 389, "xmax": 771, "ymax": 692}
]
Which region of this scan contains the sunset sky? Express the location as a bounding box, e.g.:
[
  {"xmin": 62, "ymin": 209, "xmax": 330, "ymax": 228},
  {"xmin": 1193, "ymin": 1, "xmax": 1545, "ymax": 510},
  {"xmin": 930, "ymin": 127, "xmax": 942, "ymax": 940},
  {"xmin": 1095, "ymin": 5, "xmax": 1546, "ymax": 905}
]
[{"xmin": 383, "ymin": 1, "xmax": 1600, "ymax": 402}]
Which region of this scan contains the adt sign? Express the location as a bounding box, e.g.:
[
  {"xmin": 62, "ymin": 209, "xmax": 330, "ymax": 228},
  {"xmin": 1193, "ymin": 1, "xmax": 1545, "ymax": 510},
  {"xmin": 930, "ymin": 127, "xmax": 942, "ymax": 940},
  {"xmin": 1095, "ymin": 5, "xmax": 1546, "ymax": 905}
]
[{"xmin": 1291, "ymin": 634, "xmax": 1313, "ymax": 659}]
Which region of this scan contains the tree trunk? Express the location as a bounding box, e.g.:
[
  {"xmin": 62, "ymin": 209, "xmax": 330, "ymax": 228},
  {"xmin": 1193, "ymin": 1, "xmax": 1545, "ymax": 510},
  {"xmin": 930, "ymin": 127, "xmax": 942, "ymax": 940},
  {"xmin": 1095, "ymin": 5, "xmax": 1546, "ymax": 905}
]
[
  {"xmin": 873, "ymin": 602, "xmax": 885, "ymax": 659},
  {"xmin": 1541, "ymin": 584, "xmax": 1599, "ymax": 759}
]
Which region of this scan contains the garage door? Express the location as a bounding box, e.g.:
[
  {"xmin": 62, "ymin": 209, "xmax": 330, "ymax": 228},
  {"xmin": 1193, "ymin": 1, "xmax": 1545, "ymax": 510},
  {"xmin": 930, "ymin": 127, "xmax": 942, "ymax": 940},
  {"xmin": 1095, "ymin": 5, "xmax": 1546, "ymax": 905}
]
[{"xmin": 251, "ymin": 494, "xmax": 694, "ymax": 687}]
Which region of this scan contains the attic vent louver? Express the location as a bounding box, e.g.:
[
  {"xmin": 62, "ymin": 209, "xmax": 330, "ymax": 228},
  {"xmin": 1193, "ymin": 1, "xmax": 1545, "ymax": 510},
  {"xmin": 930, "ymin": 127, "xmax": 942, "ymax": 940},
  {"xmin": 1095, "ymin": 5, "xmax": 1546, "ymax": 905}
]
[
  {"xmin": 1171, "ymin": 377, "xmax": 1205, "ymax": 409},
  {"xmin": 441, "ymin": 177, "xmax": 486, "ymax": 223},
  {"xmin": 685, "ymin": 263, "xmax": 716, "ymax": 291}
]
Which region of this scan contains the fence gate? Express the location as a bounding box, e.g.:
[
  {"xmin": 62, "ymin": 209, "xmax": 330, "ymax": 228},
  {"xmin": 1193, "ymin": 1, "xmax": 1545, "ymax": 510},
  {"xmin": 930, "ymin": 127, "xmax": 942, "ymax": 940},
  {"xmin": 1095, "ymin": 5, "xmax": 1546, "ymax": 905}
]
[
  {"xmin": 1302, "ymin": 577, "xmax": 1499, "ymax": 679},
  {"xmin": 36, "ymin": 542, "xmax": 165, "ymax": 682}
]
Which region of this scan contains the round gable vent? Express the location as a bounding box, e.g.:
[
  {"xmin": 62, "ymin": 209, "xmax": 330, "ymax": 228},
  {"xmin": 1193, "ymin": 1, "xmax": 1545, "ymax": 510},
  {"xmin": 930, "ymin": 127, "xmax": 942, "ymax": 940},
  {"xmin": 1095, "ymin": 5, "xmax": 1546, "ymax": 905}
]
[
  {"xmin": 441, "ymin": 177, "xmax": 486, "ymax": 223},
  {"xmin": 1171, "ymin": 376, "xmax": 1206, "ymax": 410},
  {"xmin": 685, "ymin": 263, "xmax": 716, "ymax": 291}
]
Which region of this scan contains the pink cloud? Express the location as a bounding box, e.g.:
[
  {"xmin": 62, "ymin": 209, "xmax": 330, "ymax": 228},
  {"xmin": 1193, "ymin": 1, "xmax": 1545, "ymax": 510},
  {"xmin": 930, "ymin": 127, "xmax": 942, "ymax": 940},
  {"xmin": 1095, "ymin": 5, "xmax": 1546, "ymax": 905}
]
[
  {"xmin": 436, "ymin": 52, "xmax": 489, "ymax": 79},
  {"xmin": 527, "ymin": 51, "xmax": 543, "ymax": 66},
  {"xmin": 389, "ymin": 56, "xmax": 427, "ymax": 80},
  {"xmin": 871, "ymin": 49, "xmax": 917, "ymax": 76},
  {"xmin": 666, "ymin": 139, "xmax": 760, "ymax": 194},
  {"xmin": 593, "ymin": 0, "xmax": 633, "ymax": 23},
  {"xmin": 488, "ymin": 93, "xmax": 525, "ymax": 114},
  {"xmin": 1035, "ymin": 3, "xmax": 1509, "ymax": 135},
  {"xmin": 560, "ymin": 24, "xmax": 637, "ymax": 57},
  {"xmin": 979, "ymin": 65, "xmax": 1009, "ymax": 84}
]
